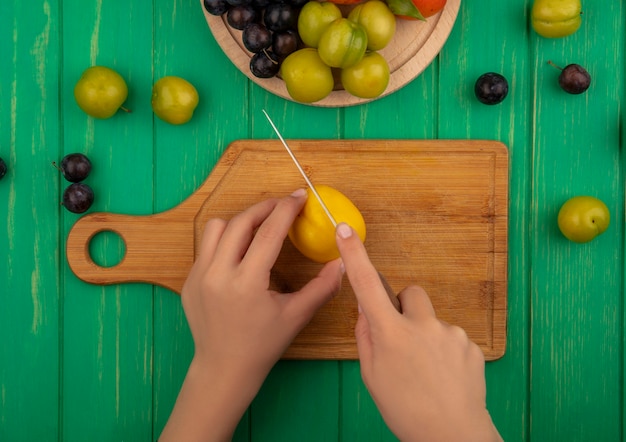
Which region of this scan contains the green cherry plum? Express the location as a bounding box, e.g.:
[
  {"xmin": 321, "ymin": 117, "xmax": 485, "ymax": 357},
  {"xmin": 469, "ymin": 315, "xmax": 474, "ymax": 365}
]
[
  {"xmin": 348, "ymin": 0, "xmax": 396, "ymax": 51},
  {"xmin": 151, "ymin": 76, "xmax": 199, "ymax": 125},
  {"xmin": 297, "ymin": 1, "xmax": 342, "ymax": 48},
  {"xmin": 74, "ymin": 66, "xmax": 129, "ymax": 119},
  {"xmin": 531, "ymin": 0, "xmax": 581, "ymax": 38},
  {"xmin": 557, "ymin": 196, "xmax": 610, "ymax": 243},
  {"xmin": 317, "ymin": 18, "xmax": 368, "ymax": 69},
  {"xmin": 341, "ymin": 51, "xmax": 390, "ymax": 98},
  {"xmin": 280, "ymin": 48, "xmax": 334, "ymax": 103}
]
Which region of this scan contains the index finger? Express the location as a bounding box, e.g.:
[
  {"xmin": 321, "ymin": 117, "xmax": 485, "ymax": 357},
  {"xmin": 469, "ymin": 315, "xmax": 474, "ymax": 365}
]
[
  {"xmin": 242, "ymin": 189, "xmax": 308, "ymax": 273},
  {"xmin": 335, "ymin": 223, "xmax": 397, "ymax": 322}
]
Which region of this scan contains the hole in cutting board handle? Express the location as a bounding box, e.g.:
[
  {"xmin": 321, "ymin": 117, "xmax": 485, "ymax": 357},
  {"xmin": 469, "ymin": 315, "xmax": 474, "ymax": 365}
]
[{"xmin": 87, "ymin": 229, "xmax": 126, "ymax": 268}]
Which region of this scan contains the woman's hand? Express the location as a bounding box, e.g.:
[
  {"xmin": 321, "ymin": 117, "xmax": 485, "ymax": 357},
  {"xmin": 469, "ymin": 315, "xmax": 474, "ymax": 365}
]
[
  {"xmin": 335, "ymin": 222, "xmax": 502, "ymax": 442},
  {"xmin": 160, "ymin": 190, "xmax": 343, "ymax": 442},
  {"xmin": 183, "ymin": 188, "xmax": 342, "ymax": 378}
]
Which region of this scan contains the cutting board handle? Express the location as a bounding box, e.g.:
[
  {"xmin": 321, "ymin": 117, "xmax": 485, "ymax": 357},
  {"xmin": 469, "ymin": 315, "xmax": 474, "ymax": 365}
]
[{"xmin": 66, "ymin": 211, "xmax": 193, "ymax": 294}]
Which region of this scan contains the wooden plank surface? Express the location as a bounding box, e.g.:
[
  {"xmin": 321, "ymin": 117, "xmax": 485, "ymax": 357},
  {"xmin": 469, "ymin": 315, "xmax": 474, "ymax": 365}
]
[
  {"xmin": 529, "ymin": 2, "xmax": 624, "ymax": 439},
  {"xmin": 58, "ymin": 1, "xmax": 155, "ymax": 440},
  {"xmin": 0, "ymin": 1, "xmax": 62, "ymax": 440},
  {"xmin": 436, "ymin": 2, "xmax": 533, "ymax": 439},
  {"xmin": 149, "ymin": 1, "xmax": 249, "ymax": 436},
  {"xmin": 1, "ymin": 0, "xmax": 625, "ymax": 441}
]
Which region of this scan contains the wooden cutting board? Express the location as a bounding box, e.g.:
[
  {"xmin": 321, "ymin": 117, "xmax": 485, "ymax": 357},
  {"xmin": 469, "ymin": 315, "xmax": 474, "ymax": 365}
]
[{"xmin": 66, "ymin": 139, "xmax": 509, "ymax": 360}]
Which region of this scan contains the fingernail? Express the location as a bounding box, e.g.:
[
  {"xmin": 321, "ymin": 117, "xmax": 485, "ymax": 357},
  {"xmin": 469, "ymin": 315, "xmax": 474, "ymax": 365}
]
[
  {"xmin": 357, "ymin": 303, "xmax": 363, "ymax": 314},
  {"xmin": 291, "ymin": 188, "xmax": 307, "ymax": 197},
  {"xmin": 339, "ymin": 259, "xmax": 345, "ymax": 275},
  {"xmin": 336, "ymin": 222, "xmax": 353, "ymax": 239}
]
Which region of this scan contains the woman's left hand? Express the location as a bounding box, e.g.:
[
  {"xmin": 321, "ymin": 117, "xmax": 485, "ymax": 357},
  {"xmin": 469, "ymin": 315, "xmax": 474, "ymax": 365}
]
[
  {"xmin": 161, "ymin": 189, "xmax": 343, "ymax": 442},
  {"xmin": 183, "ymin": 188, "xmax": 343, "ymax": 381}
]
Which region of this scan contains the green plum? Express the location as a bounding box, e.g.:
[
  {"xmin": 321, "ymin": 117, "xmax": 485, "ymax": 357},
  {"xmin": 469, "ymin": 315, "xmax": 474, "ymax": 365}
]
[
  {"xmin": 531, "ymin": 0, "xmax": 581, "ymax": 38},
  {"xmin": 341, "ymin": 51, "xmax": 390, "ymax": 98},
  {"xmin": 298, "ymin": 1, "xmax": 342, "ymax": 48},
  {"xmin": 557, "ymin": 196, "xmax": 610, "ymax": 243},
  {"xmin": 151, "ymin": 76, "xmax": 199, "ymax": 125},
  {"xmin": 348, "ymin": 1, "xmax": 396, "ymax": 51},
  {"xmin": 74, "ymin": 66, "xmax": 129, "ymax": 119},
  {"xmin": 317, "ymin": 18, "xmax": 368, "ymax": 69},
  {"xmin": 280, "ymin": 48, "xmax": 334, "ymax": 103}
]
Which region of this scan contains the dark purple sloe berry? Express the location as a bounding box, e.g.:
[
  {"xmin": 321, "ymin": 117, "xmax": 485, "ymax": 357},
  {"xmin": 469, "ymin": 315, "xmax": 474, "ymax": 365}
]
[
  {"xmin": 474, "ymin": 72, "xmax": 509, "ymax": 105},
  {"xmin": 63, "ymin": 183, "xmax": 94, "ymax": 213}
]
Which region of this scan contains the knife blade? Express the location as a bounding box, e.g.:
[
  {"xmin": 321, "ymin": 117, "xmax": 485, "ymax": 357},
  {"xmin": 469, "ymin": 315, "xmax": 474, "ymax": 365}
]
[
  {"xmin": 262, "ymin": 110, "xmax": 338, "ymax": 227},
  {"xmin": 262, "ymin": 109, "xmax": 402, "ymax": 313}
]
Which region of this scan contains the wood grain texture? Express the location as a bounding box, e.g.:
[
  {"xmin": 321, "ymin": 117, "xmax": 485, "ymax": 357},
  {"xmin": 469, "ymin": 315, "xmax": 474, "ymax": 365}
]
[
  {"xmin": 3, "ymin": 0, "xmax": 626, "ymax": 440},
  {"xmin": 66, "ymin": 139, "xmax": 508, "ymax": 360},
  {"xmin": 58, "ymin": 0, "xmax": 156, "ymax": 440},
  {"xmin": 435, "ymin": 2, "xmax": 533, "ymax": 439},
  {"xmin": 150, "ymin": 1, "xmax": 252, "ymax": 435},
  {"xmin": 0, "ymin": 1, "xmax": 62, "ymax": 440},
  {"xmin": 529, "ymin": 2, "xmax": 625, "ymax": 440},
  {"xmin": 202, "ymin": 0, "xmax": 461, "ymax": 107},
  {"xmin": 337, "ymin": 47, "xmax": 443, "ymax": 441},
  {"xmin": 245, "ymin": 101, "xmax": 349, "ymax": 438}
]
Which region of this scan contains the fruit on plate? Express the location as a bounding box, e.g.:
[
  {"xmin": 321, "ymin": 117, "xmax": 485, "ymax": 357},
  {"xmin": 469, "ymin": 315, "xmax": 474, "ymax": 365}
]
[
  {"xmin": 297, "ymin": 1, "xmax": 342, "ymax": 48},
  {"xmin": 558, "ymin": 196, "xmax": 610, "ymax": 243},
  {"xmin": 347, "ymin": 0, "xmax": 396, "ymax": 51},
  {"xmin": 317, "ymin": 18, "xmax": 368, "ymax": 68},
  {"xmin": 289, "ymin": 185, "xmax": 366, "ymax": 263},
  {"xmin": 281, "ymin": 48, "xmax": 334, "ymax": 103},
  {"xmin": 206, "ymin": 0, "xmax": 398, "ymax": 101},
  {"xmin": 264, "ymin": 3, "xmax": 299, "ymax": 32},
  {"xmin": 151, "ymin": 76, "xmax": 199, "ymax": 125},
  {"xmin": 74, "ymin": 66, "xmax": 129, "ymax": 119},
  {"xmin": 411, "ymin": 0, "xmax": 446, "ymax": 17},
  {"xmin": 242, "ymin": 22, "xmax": 272, "ymax": 53},
  {"xmin": 62, "ymin": 183, "xmax": 95, "ymax": 214},
  {"xmin": 531, "ymin": 0, "xmax": 581, "ymax": 38},
  {"xmin": 0, "ymin": 157, "xmax": 7, "ymax": 180},
  {"xmin": 272, "ymin": 30, "xmax": 300, "ymax": 58},
  {"xmin": 250, "ymin": 51, "xmax": 281, "ymax": 78},
  {"xmin": 388, "ymin": 0, "xmax": 445, "ymax": 20},
  {"xmin": 327, "ymin": 0, "xmax": 364, "ymax": 6},
  {"xmin": 226, "ymin": 5, "xmax": 258, "ymax": 30},
  {"xmin": 207, "ymin": 0, "xmax": 300, "ymax": 79},
  {"xmin": 341, "ymin": 51, "xmax": 390, "ymax": 98},
  {"xmin": 548, "ymin": 61, "xmax": 591, "ymax": 94},
  {"xmin": 474, "ymin": 72, "xmax": 509, "ymax": 105},
  {"xmin": 203, "ymin": 0, "xmax": 229, "ymax": 16},
  {"xmin": 54, "ymin": 153, "xmax": 92, "ymax": 183}
]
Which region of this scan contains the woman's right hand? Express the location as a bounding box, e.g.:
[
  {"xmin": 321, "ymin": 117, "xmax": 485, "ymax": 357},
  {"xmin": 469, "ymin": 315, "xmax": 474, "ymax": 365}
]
[{"xmin": 335, "ymin": 222, "xmax": 502, "ymax": 442}]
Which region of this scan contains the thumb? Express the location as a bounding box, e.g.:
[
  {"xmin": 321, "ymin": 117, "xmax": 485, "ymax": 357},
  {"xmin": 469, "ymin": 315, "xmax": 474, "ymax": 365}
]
[{"xmin": 283, "ymin": 258, "xmax": 343, "ymax": 329}]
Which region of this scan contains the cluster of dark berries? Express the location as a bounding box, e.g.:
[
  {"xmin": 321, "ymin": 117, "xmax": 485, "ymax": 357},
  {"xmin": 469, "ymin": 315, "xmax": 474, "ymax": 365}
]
[
  {"xmin": 203, "ymin": 0, "xmax": 304, "ymax": 79},
  {"xmin": 54, "ymin": 153, "xmax": 94, "ymax": 213}
]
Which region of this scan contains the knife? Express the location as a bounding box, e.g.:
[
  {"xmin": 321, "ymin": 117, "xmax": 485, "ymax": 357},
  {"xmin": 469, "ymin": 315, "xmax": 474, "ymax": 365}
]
[
  {"xmin": 262, "ymin": 110, "xmax": 338, "ymax": 227},
  {"xmin": 262, "ymin": 110, "xmax": 402, "ymax": 313}
]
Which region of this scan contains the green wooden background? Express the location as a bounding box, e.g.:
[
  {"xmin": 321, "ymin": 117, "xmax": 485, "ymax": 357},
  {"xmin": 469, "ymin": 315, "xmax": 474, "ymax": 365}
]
[{"xmin": 1, "ymin": 0, "xmax": 624, "ymax": 440}]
